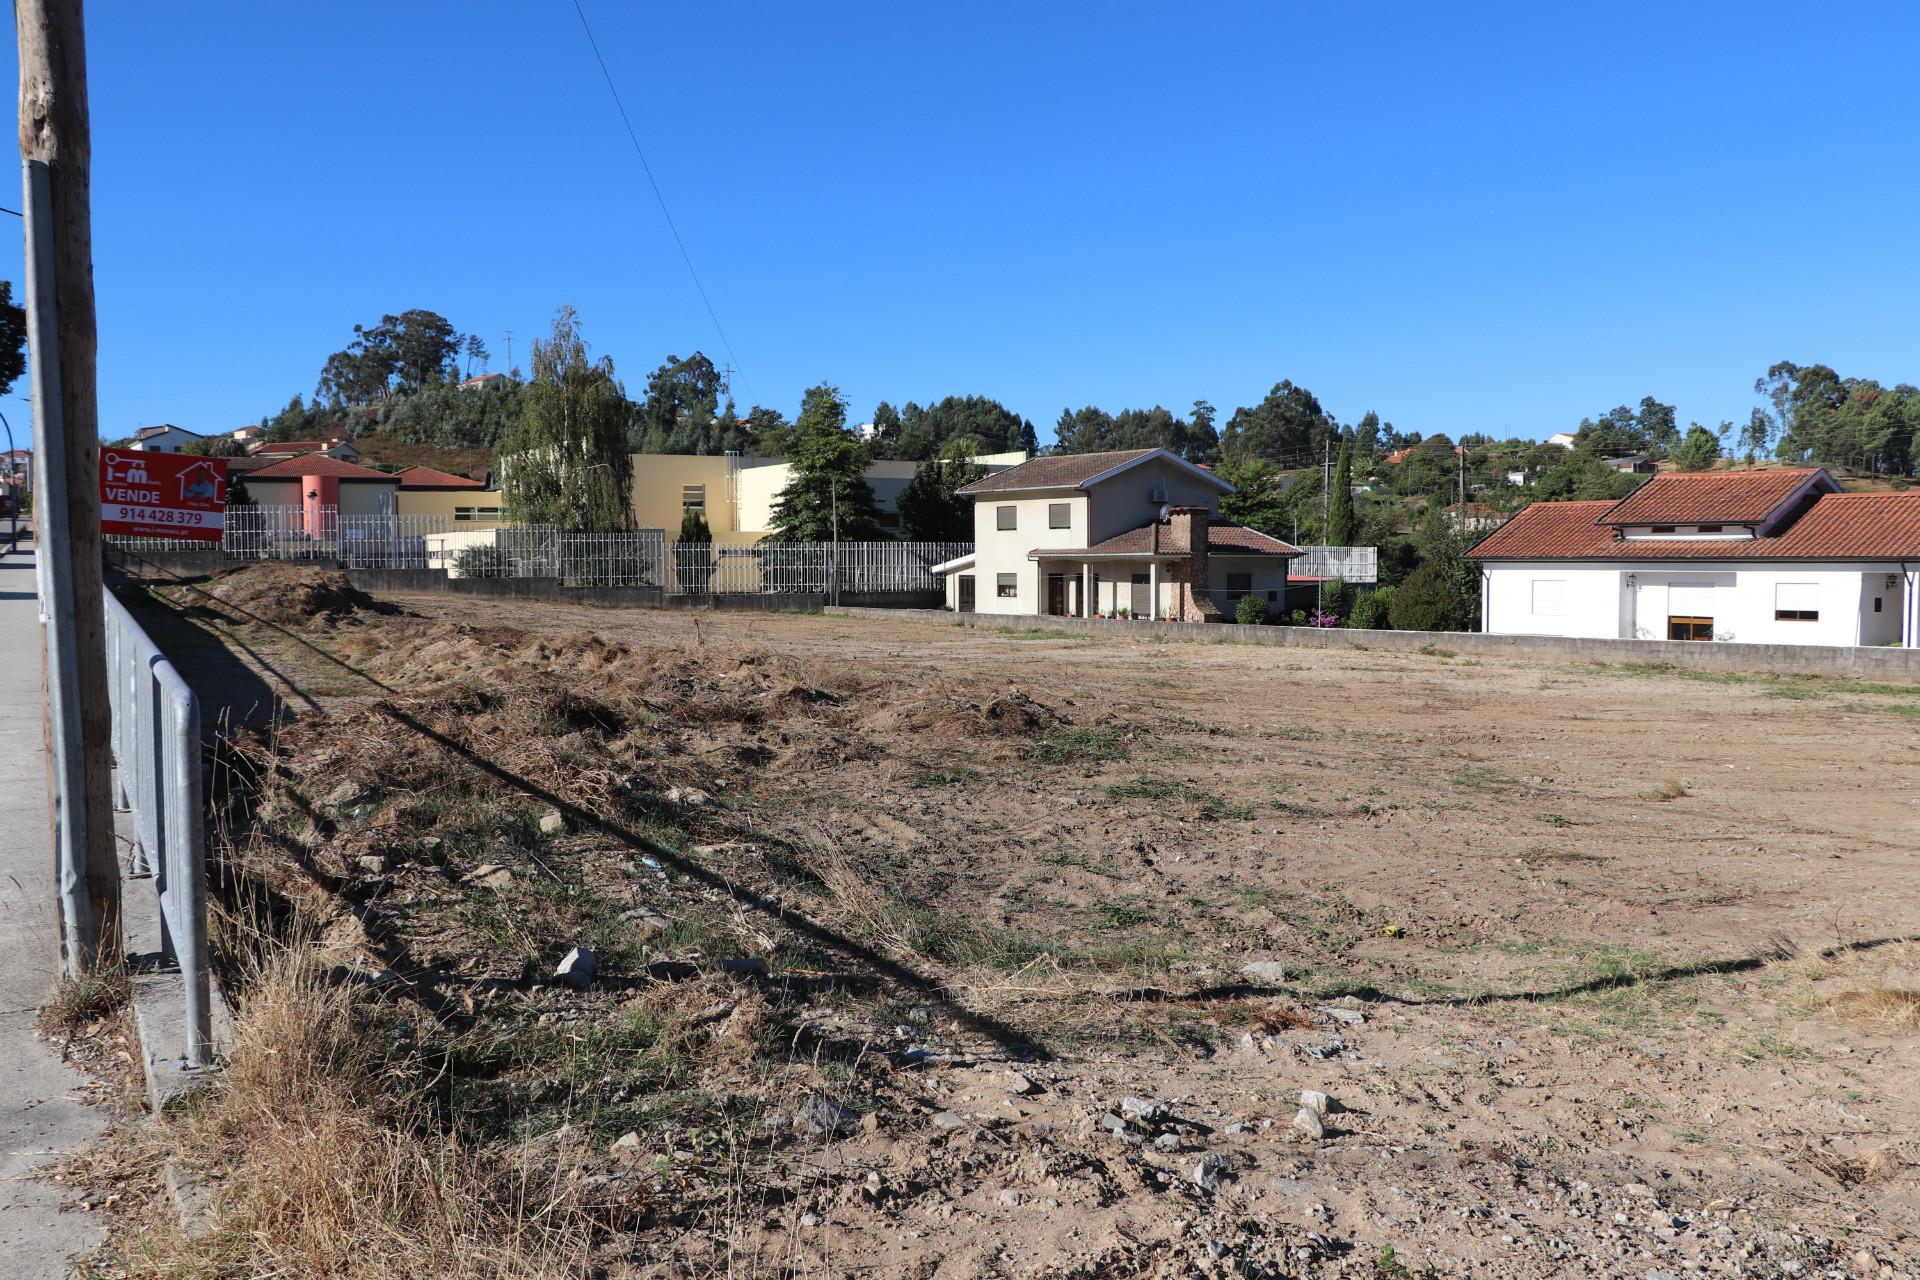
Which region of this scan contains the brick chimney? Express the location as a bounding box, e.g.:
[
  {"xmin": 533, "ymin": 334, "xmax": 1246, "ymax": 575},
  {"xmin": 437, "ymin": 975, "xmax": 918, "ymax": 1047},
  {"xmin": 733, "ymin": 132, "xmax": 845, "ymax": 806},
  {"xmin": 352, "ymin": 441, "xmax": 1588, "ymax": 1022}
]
[{"xmin": 1168, "ymin": 506, "xmax": 1222, "ymax": 622}]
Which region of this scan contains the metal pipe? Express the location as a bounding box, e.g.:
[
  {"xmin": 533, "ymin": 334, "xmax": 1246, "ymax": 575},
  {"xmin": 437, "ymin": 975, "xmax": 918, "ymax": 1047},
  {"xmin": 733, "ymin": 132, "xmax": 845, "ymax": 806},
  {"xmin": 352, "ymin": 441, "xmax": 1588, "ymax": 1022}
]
[{"xmin": 24, "ymin": 159, "xmax": 95, "ymax": 973}]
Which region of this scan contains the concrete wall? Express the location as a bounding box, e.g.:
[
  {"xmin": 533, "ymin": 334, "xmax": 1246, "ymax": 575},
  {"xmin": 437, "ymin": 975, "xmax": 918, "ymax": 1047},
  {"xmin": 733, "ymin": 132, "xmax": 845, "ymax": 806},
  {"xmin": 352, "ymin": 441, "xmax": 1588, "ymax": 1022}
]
[{"xmin": 831, "ymin": 605, "xmax": 1920, "ymax": 682}]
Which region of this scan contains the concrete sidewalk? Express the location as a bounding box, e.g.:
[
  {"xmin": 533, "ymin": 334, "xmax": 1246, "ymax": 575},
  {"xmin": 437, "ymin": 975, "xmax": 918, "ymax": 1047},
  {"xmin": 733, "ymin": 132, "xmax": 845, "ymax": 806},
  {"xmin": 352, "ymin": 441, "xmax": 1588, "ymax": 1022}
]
[{"xmin": 0, "ymin": 539, "xmax": 106, "ymax": 1276}]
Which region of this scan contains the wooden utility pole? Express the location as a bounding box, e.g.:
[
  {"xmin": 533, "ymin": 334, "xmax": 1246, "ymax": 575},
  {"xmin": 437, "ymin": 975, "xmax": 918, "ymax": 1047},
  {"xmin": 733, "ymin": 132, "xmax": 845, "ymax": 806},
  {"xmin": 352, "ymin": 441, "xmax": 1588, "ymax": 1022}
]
[{"xmin": 18, "ymin": 0, "xmax": 118, "ymax": 973}]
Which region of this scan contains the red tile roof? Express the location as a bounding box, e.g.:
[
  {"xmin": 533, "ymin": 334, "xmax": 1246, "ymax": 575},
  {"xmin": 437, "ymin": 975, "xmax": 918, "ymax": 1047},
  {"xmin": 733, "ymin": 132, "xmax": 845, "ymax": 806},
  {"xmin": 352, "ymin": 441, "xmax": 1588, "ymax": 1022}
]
[
  {"xmin": 1033, "ymin": 521, "xmax": 1300, "ymax": 558},
  {"xmin": 394, "ymin": 465, "xmax": 485, "ymax": 489},
  {"xmin": 1596, "ymin": 468, "xmax": 1828, "ymax": 526},
  {"xmin": 1469, "ymin": 492, "xmax": 1920, "ymax": 561},
  {"xmin": 958, "ymin": 449, "xmax": 1157, "ymax": 493},
  {"xmin": 243, "ymin": 456, "xmax": 396, "ymax": 482}
]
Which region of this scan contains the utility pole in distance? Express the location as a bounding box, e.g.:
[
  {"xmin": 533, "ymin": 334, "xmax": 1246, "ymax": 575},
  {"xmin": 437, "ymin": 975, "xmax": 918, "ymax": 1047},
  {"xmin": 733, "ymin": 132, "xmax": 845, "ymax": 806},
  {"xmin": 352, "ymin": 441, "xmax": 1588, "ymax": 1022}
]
[{"xmin": 18, "ymin": 0, "xmax": 118, "ymax": 974}]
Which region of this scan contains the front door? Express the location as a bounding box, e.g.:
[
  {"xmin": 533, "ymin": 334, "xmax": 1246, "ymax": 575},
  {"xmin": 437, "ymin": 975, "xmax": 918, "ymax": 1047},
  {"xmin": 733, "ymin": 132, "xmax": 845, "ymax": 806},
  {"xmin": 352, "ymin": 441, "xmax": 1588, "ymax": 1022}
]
[
  {"xmin": 1047, "ymin": 575, "xmax": 1066, "ymax": 616},
  {"xmin": 957, "ymin": 575, "xmax": 975, "ymax": 613},
  {"xmin": 1668, "ymin": 616, "xmax": 1713, "ymax": 641},
  {"xmin": 1130, "ymin": 573, "xmax": 1150, "ymax": 618}
]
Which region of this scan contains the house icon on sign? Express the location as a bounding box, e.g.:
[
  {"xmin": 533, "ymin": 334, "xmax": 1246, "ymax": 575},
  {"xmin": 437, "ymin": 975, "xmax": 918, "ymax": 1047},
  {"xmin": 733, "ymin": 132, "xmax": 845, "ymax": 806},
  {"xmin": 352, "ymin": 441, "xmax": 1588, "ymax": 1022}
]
[{"xmin": 177, "ymin": 459, "xmax": 222, "ymax": 502}]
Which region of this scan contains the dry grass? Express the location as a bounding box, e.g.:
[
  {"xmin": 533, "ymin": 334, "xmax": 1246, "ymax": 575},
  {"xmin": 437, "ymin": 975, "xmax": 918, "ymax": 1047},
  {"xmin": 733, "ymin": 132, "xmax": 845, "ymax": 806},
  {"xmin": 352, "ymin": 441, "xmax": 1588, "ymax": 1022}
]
[
  {"xmin": 38, "ymin": 962, "xmax": 130, "ymax": 1039},
  {"xmin": 1800, "ymin": 1143, "xmax": 1915, "ymax": 1188},
  {"xmin": 1643, "ymin": 778, "xmax": 1690, "ymax": 801},
  {"xmin": 113, "ymin": 948, "xmax": 618, "ymax": 1279},
  {"xmin": 1831, "ymin": 986, "xmax": 1920, "ymax": 1031}
]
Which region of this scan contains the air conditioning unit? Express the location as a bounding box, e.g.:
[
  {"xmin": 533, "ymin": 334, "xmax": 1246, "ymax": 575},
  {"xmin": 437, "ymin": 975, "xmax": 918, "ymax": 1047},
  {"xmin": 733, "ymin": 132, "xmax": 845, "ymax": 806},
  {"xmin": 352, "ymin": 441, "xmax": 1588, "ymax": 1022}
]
[{"xmin": 1149, "ymin": 487, "xmax": 1168, "ymax": 503}]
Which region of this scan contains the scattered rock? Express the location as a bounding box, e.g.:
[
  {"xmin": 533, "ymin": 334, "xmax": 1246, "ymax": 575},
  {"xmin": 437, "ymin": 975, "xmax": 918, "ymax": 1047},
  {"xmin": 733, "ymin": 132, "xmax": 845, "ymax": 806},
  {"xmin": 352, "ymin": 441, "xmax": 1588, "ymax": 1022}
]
[
  {"xmin": 862, "ymin": 1171, "xmax": 883, "ymax": 1200},
  {"xmin": 1299, "ymin": 1089, "xmax": 1336, "ymax": 1116},
  {"xmin": 620, "ymin": 906, "xmax": 670, "ymax": 935},
  {"xmin": 998, "ymin": 1188, "xmax": 1022, "ymax": 1207},
  {"xmin": 1271, "ymin": 1176, "xmax": 1312, "ymax": 1197},
  {"xmin": 1192, "ymin": 1155, "xmax": 1229, "ymax": 1193},
  {"xmin": 720, "ymin": 957, "xmax": 770, "ymax": 977},
  {"xmin": 799, "ymin": 1211, "xmax": 821, "ymax": 1228},
  {"xmin": 608, "ymin": 1131, "xmax": 640, "ymax": 1159},
  {"xmin": 1292, "ymin": 1106, "xmax": 1326, "ymax": 1140},
  {"xmin": 665, "ymin": 786, "xmax": 711, "ymax": 808},
  {"xmin": 354, "ymin": 853, "xmax": 390, "ymax": 875},
  {"xmin": 466, "ymin": 863, "xmax": 514, "ymax": 888},
  {"xmin": 1005, "ymin": 1072, "xmax": 1038, "ymax": 1096},
  {"xmin": 538, "ymin": 808, "xmax": 566, "ymax": 835},
  {"xmin": 793, "ymin": 1092, "xmax": 860, "ymax": 1139},
  {"xmin": 553, "ymin": 947, "xmax": 596, "ymax": 990},
  {"xmin": 1121, "ymin": 1095, "xmax": 1168, "ymax": 1122},
  {"xmin": 1317, "ymin": 1005, "xmax": 1367, "ymax": 1026},
  {"xmin": 930, "ymin": 1110, "xmax": 967, "ymax": 1130},
  {"xmin": 1242, "ymin": 960, "xmax": 1291, "ymax": 984},
  {"xmin": 1154, "ymin": 1132, "xmax": 1182, "ymax": 1151},
  {"xmin": 1099, "ymin": 1112, "xmax": 1143, "ymax": 1144},
  {"xmin": 322, "ymin": 780, "xmax": 369, "ymax": 808}
]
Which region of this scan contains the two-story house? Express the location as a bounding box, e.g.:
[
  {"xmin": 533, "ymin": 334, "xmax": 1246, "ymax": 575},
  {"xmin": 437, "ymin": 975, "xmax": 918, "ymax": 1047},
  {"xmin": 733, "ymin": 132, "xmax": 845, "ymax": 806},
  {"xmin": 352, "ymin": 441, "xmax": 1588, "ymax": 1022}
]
[{"xmin": 934, "ymin": 448, "xmax": 1300, "ymax": 619}]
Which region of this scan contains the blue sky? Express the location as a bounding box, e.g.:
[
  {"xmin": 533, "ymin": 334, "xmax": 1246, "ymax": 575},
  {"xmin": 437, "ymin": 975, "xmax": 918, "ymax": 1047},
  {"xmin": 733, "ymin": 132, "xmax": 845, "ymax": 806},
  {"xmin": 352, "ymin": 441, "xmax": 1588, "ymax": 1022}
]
[{"xmin": 3, "ymin": 1, "xmax": 1917, "ymax": 448}]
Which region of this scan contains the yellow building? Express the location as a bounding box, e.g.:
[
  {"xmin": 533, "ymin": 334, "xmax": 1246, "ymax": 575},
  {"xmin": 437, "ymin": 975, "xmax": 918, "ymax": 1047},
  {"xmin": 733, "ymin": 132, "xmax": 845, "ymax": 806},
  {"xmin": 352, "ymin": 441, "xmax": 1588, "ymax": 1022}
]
[{"xmin": 629, "ymin": 451, "xmax": 1028, "ymax": 543}]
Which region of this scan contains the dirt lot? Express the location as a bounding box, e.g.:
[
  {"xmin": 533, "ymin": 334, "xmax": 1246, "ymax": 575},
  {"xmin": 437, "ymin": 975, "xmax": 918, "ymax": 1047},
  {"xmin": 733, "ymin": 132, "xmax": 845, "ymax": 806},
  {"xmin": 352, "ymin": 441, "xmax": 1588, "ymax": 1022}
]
[{"xmin": 111, "ymin": 566, "xmax": 1920, "ymax": 1278}]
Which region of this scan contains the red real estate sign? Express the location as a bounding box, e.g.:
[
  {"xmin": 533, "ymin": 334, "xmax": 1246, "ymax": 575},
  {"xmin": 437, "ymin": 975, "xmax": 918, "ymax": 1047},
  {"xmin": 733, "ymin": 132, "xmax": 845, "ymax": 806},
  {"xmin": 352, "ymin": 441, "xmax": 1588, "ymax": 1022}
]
[{"xmin": 99, "ymin": 449, "xmax": 227, "ymax": 541}]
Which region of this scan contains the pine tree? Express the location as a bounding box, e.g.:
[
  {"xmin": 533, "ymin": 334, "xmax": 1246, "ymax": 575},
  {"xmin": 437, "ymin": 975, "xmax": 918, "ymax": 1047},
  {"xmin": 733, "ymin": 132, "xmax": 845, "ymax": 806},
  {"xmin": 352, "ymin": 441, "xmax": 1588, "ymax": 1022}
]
[
  {"xmin": 1327, "ymin": 441, "xmax": 1357, "ymax": 546},
  {"xmin": 766, "ymin": 384, "xmax": 884, "ymax": 541}
]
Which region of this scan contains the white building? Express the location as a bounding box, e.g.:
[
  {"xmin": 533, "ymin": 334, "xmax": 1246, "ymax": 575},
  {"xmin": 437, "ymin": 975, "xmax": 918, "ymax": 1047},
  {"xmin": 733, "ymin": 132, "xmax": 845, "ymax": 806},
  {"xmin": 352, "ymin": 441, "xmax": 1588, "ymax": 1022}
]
[
  {"xmin": 935, "ymin": 448, "xmax": 1300, "ymax": 620},
  {"xmin": 1468, "ymin": 468, "xmax": 1920, "ymax": 648},
  {"xmin": 126, "ymin": 424, "xmax": 204, "ymax": 453}
]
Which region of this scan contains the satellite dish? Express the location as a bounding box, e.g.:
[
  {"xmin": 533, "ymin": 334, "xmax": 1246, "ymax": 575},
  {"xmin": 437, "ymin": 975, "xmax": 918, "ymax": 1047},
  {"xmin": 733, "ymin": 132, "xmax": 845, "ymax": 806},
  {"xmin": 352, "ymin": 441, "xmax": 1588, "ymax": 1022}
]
[{"xmin": 1158, "ymin": 503, "xmax": 1173, "ymax": 523}]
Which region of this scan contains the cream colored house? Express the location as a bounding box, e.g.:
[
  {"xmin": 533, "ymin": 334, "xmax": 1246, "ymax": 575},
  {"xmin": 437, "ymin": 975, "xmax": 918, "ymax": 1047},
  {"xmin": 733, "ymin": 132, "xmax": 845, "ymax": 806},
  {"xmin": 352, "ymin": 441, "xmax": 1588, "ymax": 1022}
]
[
  {"xmin": 628, "ymin": 450, "xmax": 1028, "ymax": 545},
  {"xmin": 936, "ymin": 448, "xmax": 1300, "ymax": 619}
]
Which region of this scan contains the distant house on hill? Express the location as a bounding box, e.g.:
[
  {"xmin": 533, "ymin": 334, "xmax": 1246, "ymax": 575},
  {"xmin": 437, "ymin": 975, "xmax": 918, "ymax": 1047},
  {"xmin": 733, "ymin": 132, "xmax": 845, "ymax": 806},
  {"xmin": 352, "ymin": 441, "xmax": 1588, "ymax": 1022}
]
[
  {"xmin": 1468, "ymin": 468, "xmax": 1920, "ymax": 647},
  {"xmin": 127, "ymin": 424, "xmax": 203, "ymax": 453},
  {"xmin": 247, "ymin": 437, "xmax": 362, "ymax": 463},
  {"xmin": 460, "ymin": 373, "xmax": 508, "ymax": 391}
]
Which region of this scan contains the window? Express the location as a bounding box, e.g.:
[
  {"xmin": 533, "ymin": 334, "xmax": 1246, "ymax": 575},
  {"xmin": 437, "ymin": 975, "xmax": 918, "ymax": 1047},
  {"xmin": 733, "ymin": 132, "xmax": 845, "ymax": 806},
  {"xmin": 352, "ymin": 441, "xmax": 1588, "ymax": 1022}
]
[
  {"xmin": 1048, "ymin": 502, "xmax": 1071, "ymax": 529},
  {"xmin": 1224, "ymin": 572, "xmax": 1253, "ymax": 600},
  {"xmin": 1774, "ymin": 582, "xmax": 1819, "ymax": 622},
  {"xmin": 1650, "ymin": 525, "xmax": 1676, "ymax": 534},
  {"xmin": 875, "ymin": 510, "xmax": 901, "ymax": 528},
  {"xmin": 996, "ymin": 572, "xmax": 1018, "ymax": 598},
  {"xmin": 453, "ymin": 506, "xmax": 476, "ymax": 522},
  {"xmin": 996, "ymin": 505, "xmax": 1017, "ymax": 531},
  {"xmin": 1531, "ymin": 579, "xmax": 1567, "ymax": 616},
  {"xmin": 1669, "ymin": 616, "xmax": 1714, "ymax": 641},
  {"xmin": 1697, "ymin": 524, "xmax": 1723, "ymax": 533},
  {"xmin": 1874, "ymin": 596, "xmax": 1884, "ymax": 614},
  {"xmin": 682, "ymin": 484, "xmax": 706, "ymax": 510}
]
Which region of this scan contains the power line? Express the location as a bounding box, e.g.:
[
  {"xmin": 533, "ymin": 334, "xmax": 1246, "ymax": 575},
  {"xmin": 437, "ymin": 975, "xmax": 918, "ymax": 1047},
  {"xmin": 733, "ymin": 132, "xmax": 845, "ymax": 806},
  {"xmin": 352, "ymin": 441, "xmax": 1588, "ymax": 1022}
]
[{"xmin": 570, "ymin": 0, "xmax": 755, "ymax": 403}]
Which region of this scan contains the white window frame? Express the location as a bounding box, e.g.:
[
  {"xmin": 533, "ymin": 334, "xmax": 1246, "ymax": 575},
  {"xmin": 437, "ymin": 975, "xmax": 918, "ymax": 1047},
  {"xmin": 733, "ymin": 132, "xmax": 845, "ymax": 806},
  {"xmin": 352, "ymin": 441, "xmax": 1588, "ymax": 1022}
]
[
  {"xmin": 996, "ymin": 505, "xmax": 1017, "ymax": 531},
  {"xmin": 1774, "ymin": 582, "xmax": 1819, "ymax": 622},
  {"xmin": 682, "ymin": 483, "xmax": 706, "ymax": 510}
]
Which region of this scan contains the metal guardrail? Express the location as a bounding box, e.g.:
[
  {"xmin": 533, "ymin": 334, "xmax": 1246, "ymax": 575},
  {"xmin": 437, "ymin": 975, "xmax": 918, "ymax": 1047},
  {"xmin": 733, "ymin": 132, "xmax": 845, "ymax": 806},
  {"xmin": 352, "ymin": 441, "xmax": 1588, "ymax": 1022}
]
[{"xmin": 104, "ymin": 589, "xmax": 211, "ymax": 1066}]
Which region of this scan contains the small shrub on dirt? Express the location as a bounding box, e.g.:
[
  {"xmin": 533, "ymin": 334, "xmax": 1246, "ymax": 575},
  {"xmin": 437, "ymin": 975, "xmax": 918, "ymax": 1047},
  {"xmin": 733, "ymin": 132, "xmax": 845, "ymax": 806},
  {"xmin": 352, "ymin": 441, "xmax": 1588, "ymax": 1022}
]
[
  {"xmin": 1028, "ymin": 726, "xmax": 1131, "ymax": 765},
  {"xmin": 1832, "ymin": 986, "xmax": 1920, "ymax": 1030},
  {"xmin": 1644, "ymin": 778, "xmax": 1689, "ymax": 801},
  {"xmin": 1234, "ymin": 594, "xmax": 1268, "ymax": 626}
]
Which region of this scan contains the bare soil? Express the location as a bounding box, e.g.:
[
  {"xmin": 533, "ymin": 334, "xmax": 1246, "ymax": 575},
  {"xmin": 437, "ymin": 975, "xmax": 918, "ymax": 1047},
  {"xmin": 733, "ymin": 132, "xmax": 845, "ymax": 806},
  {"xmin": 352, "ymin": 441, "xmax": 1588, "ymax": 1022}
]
[{"xmin": 117, "ymin": 570, "xmax": 1920, "ymax": 1278}]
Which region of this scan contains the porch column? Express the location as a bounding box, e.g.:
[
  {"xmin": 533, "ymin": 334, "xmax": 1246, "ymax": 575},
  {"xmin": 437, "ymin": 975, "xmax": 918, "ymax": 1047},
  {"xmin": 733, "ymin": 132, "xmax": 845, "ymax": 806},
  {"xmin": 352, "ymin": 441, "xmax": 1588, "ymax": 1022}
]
[
  {"xmin": 1082, "ymin": 562, "xmax": 1092, "ymax": 618},
  {"xmin": 1149, "ymin": 561, "xmax": 1160, "ymax": 621}
]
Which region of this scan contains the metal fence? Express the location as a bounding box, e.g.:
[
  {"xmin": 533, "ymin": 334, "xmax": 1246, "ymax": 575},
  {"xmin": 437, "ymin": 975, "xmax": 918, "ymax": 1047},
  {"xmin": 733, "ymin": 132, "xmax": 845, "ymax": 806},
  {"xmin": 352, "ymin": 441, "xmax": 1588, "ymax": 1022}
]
[
  {"xmin": 455, "ymin": 528, "xmax": 966, "ymax": 595},
  {"xmin": 107, "ymin": 505, "xmax": 450, "ymax": 568},
  {"xmin": 1293, "ymin": 544, "xmax": 1379, "ymax": 584},
  {"xmin": 104, "ymin": 589, "xmax": 212, "ymax": 1067}
]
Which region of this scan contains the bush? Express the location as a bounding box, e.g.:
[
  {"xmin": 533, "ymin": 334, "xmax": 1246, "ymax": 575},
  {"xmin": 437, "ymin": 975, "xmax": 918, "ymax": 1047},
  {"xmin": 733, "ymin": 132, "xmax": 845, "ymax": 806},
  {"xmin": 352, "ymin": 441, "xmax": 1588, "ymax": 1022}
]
[
  {"xmin": 1388, "ymin": 562, "xmax": 1472, "ymax": 632},
  {"xmin": 1234, "ymin": 594, "xmax": 1269, "ymax": 626},
  {"xmin": 1347, "ymin": 586, "xmax": 1395, "ymax": 630},
  {"xmin": 453, "ymin": 544, "xmax": 506, "ymax": 578},
  {"xmin": 1321, "ymin": 576, "xmax": 1352, "ymax": 617}
]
